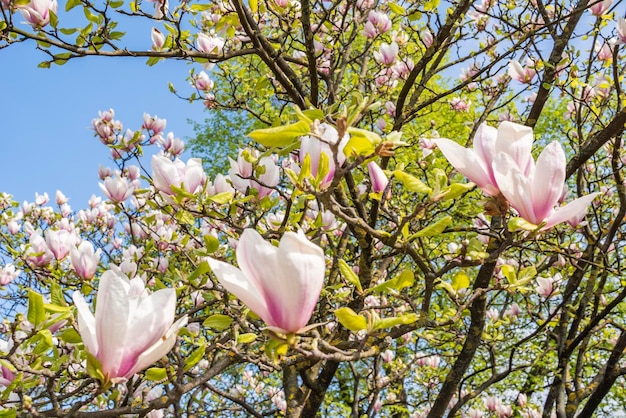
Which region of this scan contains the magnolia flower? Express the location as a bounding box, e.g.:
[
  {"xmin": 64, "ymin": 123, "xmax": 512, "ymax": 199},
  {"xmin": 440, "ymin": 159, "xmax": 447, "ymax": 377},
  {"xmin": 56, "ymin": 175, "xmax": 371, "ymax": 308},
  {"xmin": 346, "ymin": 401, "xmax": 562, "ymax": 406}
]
[
  {"xmin": 374, "ymin": 42, "xmax": 399, "ymax": 65},
  {"xmin": 300, "ymin": 123, "xmax": 348, "ymax": 188},
  {"xmin": 420, "ymin": 29, "xmax": 434, "ymax": 47},
  {"xmin": 0, "ymin": 264, "xmax": 20, "ymax": 286},
  {"xmin": 73, "ymin": 270, "xmax": 187, "ymax": 384},
  {"xmin": 367, "ymin": 161, "xmax": 389, "ymax": 193},
  {"xmin": 494, "ymin": 141, "xmax": 600, "ymax": 230},
  {"xmin": 196, "ymin": 32, "xmax": 225, "ymax": 54},
  {"xmin": 228, "ymin": 151, "xmax": 279, "ymax": 198},
  {"xmin": 589, "ymin": 0, "xmax": 612, "ymax": 16},
  {"xmin": 19, "ymin": 0, "xmax": 58, "ymax": 28},
  {"xmin": 151, "ymin": 154, "xmax": 206, "ymax": 196},
  {"xmin": 45, "ymin": 229, "xmax": 73, "ymax": 260},
  {"xmin": 508, "ymin": 59, "xmax": 536, "ymax": 84},
  {"xmin": 151, "ymin": 27, "xmax": 165, "ymax": 50},
  {"xmin": 435, "ymin": 121, "xmax": 534, "ymax": 196},
  {"xmin": 99, "ymin": 175, "xmax": 135, "ymax": 203},
  {"xmin": 70, "ymin": 241, "xmax": 101, "ymax": 280},
  {"xmin": 207, "ymin": 229, "xmax": 325, "ymax": 334}
]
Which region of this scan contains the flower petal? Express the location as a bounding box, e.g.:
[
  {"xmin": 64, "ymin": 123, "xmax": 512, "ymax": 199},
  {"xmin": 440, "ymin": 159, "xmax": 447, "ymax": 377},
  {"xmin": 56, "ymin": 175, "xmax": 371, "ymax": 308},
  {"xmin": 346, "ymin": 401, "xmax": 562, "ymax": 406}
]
[
  {"xmin": 494, "ymin": 152, "xmax": 538, "ymax": 223},
  {"xmin": 270, "ymin": 231, "xmax": 326, "ymax": 333},
  {"xmin": 494, "ymin": 121, "xmax": 534, "ymax": 175},
  {"xmin": 530, "ymin": 141, "xmax": 566, "ymax": 221},
  {"xmin": 206, "ymin": 256, "xmax": 271, "ymax": 324},
  {"xmin": 542, "ymin": 193, "xmax": 599, "ymax": 230},
  {"xmin": 72, "ymin": 291, "xmax": 98, "ymax": 356},
  {"xmin": 435, "ymin": 138, "xmax": 497, "ymax": 195},
  {"xmin": 94, "ymin": 270, "xmax": 131, "ymax": 380},
  {"xmin": 125, "ymin": 315, "xmax": 188, "ymax": 380}
]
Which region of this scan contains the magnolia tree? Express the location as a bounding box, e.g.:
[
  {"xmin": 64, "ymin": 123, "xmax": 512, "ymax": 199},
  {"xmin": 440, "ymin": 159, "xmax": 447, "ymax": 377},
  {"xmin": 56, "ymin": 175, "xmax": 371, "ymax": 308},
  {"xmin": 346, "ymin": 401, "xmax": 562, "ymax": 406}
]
[{"xmin": 1, "ymin": 0, "xmax": 626, "ymax": 416}]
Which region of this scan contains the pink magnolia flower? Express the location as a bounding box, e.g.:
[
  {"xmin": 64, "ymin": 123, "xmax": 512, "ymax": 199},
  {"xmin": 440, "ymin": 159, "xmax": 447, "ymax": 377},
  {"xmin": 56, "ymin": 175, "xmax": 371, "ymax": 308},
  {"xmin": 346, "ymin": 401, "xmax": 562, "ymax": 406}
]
[
  {"xmin": 73, "ymin": 270, "xmax": 187, "ymax": 384},
  {"xmin": 228, "ymin": 151, "xmax": 279, "ymax": 198},
  {"xmin": 435, "ymin": 121, "xmax": 534, "ymax": 196},
  {"xmin": 45, "ymin": 229, "xmax": 73, "ymax": 260},
  {"xmin": 151, "ymin": 154, "xmax": 206, "ymax": 196},
  {"xmin": 196, "ymin": 32, "xmax": 225, "ymax": 54},
  {"xmin": 25, "ymin": 232, "xmax": 54, "ymax": 267},
  {"xmin": 70, "ymin": 241, "xmax": 101, "ymax": 280},
  {"xmin": 535, "ymin": 276, "xmax": 555, "ymax": 298},
  {"xmin": 367, "ymin": 161, "xmax": 389, "ymax": 193},
  {"xmin": 589, "ymin": 0, "xmax": 612, "ymax": 16},
  {"xmin": 0, "ymin": 264, "xmax": 20, "ymax": 286},
  {"xmin": 420, "ymin": 29, "xmax": 434, "ymax": 47},
  {"xmin": 374, "ymin": 42, "xmax": 399, "ymax": 65},
  {"xmin": 494, "ymin": 141, "xmax": 600, "ymax": 230},
  {"xmin": 508, "ymin": 59, "xmax": 536, "ymax": 84},
  {"xmin": 193, "ymin": 71, "xmax": 214, "ymax": 92},
  {"xmin": 206, "ymin": 229, "xmax": 325, "ymax": 334},
  {"xmin": 300, "ymin": 123, "xmax": 348, "ymax": 188},
  {"xmin": 449, "ymin": 97, "xmax": 471, "ymax": 112},
  {"xmin": 151, "ymin": 27, "xmax": 165, "ymax": 50},
  {"xmin": 19, "ymin": 0, "xmax": 57, "ymax": 28},
  {"xmin": 99, "ymin": 175, "xmax": 135, "ymax": 203},
  {"xmin": 595, "ymin": 40, "xmax": 613, "ymax": 61},
  {"xmin": 367, "ymin": 10, "xmax": 391, "ymax": 34}
]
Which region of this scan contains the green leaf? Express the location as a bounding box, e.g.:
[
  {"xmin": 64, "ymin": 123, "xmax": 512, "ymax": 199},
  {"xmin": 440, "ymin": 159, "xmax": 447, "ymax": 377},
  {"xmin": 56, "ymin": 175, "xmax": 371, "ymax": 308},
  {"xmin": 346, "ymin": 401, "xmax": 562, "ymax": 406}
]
[
  {"xmin": 434, "ymin": 182, "xmax": 475, "ymax": 201},
  {"xmin": 373, "ymin": 313, "xmax": 418, "ymax": 331},
  {"xmin": 237, "ymin": 333, "xmax": 257, "ymax": 344},
  {"xmin": 65, "ymin": 0, "xmax": 80, "ymax": 11},
  {"xmin": 109, "ymin": 0, "xmax": 124, "ymax": 7},
  {"xmin": 27, "ymin": 290, "xmax": 45, "ymax": 328},
  {"xmin": 50, "ymin": 281, "xmax": 67, "ymax": 306},
  {"xmin": 187, "ymin": 261, "xmax": 211, "ymax": 283},
  {"xmin": 145, "ymin": 367, "xmax": 167, "ymax": 381},
  {"xmin": 248, "ymin": 121, "xmax": 310, "ymax": 147},
  {"xmin": 393, "ymin": 171, "xmax": 432, "ymax": 194},
  {"xmin": 335, "ymin": 307, "xmax": 367, "ymax": 332},
  {"xmin": 0, "ymin": 22, "xmax": 6, "ymax": 31},
  {"xmin": 388, "ymin": 2, "xmax": 406, "ymax": 14},
  {"xmin": 204, "ymin": 234, "xmax": 219, "ymax": 254},
  {"xmin": 344, "ymin": 127, "xmax": 380, "ymax": 157},
  {"xmin": 86, "ymin": 352, "xmax": 106, "ymax": 383},
  {"xmin": 451, "ymin": 271, "xmax": 470, "ymax": 290},
  {"xmin": 338, "ymin": 259, "xmax": 362, "ymax": 293},
  {"xmin": 209, "ymin": 191, "xmax": 233, "ymax": 204},
  {"xmin": 507, "ymin": 217, "xmax": 539, "ymax": 231},
  {"xmin": 58, "ymin": 328, "xmax": 82, "ymax": 344},
  {"xmin": 184, "ymin": 344, "xmax": 206, "ymax": 371},
  {"xmin": 410, "ymin": 216, "xmax": 452, "ymax": 239},
  {"xmin": 248, "ymin": 0, "xmax": 257, "ymax": 12},
  {"xmin": 0, "ymin": 409, "xmax": 16, "ymax": 418},
  {"xmin": 203, "ymin": 314, "xmax": 233, "ymax": 331},
  {"xmin": 370, "ymin": 270, "xmax": 414, "ymax": 294}
]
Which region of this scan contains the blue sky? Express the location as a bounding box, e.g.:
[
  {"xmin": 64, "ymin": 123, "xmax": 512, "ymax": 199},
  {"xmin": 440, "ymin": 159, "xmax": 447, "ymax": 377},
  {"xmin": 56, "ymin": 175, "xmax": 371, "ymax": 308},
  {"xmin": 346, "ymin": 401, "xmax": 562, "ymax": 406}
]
[{"xmin": 0, "ymin": 22, "xmax": 207, "ymax": 207}]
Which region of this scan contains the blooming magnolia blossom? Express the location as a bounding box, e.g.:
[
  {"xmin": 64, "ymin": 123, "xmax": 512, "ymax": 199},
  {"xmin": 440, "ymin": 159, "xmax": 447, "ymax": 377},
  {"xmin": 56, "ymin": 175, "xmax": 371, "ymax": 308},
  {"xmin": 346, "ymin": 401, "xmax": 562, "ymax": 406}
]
[
  {"xmin": 151, "ymin": 154, "xmax": 206, "ymax": 196},
  {"xmin": 0, "ymin": 264, "xmax": 20, "ymax": 286},
  {"xmin": 374, "ymin": 42, "xmax": 399, "ymax": 65},
  {"xmin": 494, "ymin": 141, "xmax": 600, "ymax": 230},
  {"xmin": 73, "ymin": 270, "xmax": 188, "ymax": 383},
  {"xmin": 228, "ymin": 151, "xmax": 279, "ymax": 198},
  {"xmin": 435, "ymin": 121, "xmax": 534, "ymax": 196},
  {"xmin": 207, "ymin": 229, "xmax": 325, "ymax": 334},
  {"xmin": 299, "ymin": 123, "xmax": 348, "ymax": 188},
  {"xmin": 196, "ymin": 32, "xmax": 225, "ymax": 54},
  {"xmin": 420, "ymin": 29, "xmax": 434, "ymax": 47},
  {"xmin": 589, "ymin": 0, "xmax": 612, "ymax": 16},
  {"xmin": 70, "ymin": 241, "xmax": 101, "ymax": 280},
  {"xmin": 99, "ymin": 175, "xmax": 135, "ymax": 203},
  {"xmin": 45, "ymin": 229, "xmax": 74, "ymax": 260},
  {"xmin": 618, "ymin": 17, "xmax": 626, "ymax": 44},
  {"xmin": 508, "ymin": 59, "xmax": 536, "ymax": 84},
  {"xmin": 19, "ymin": 0, "xmax": 58, "ymax": 28}
]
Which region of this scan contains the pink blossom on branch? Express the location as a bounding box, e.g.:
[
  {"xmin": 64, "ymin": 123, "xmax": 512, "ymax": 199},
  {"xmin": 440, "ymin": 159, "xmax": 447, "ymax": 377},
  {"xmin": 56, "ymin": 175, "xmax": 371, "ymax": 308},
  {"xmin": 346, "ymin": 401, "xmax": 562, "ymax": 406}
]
[
  {"xmin": 589, "ymin": 0, "xmax": 612, "ymax": 16},
  {"xmin": 367, "ymin": 161, "xmax": 389, "ymax": 193},
  {"xmin": 508, "ymin": 59, "xmax": 536, "ymax": 84},
  {"xmin": 493, "ymin": 141, "xmax": 600, "ymax": 230},
  {"xmin": 151, "ymin": 154, "xmax": 206, "ymax": 196},
  {"xmin": 70, "ymin": 241, "xmax": 101, "ymax": 280},
  {"xmin": 435, "ymin": 121, "xmax": 534, "ymax": 196},
  {"xmin": 18, "ymin": 0, "xmax": 57, "ymax": 28},
  {"xmin": 374, "ymin": 42, "xmax": 399, "ymax": 65},
  {"xmin": 299, "ymin": 123, "xmax": 348, "ymax": 189},
  {"xmin": 73, "ymin": 270, "xmax": 187, "ymax": 384},
  {"xmin": 151, "ymin": 27, "xmax": 165, "ymax": 50},
  {"xmin": 206, "ymin": 229, "xmax": 325, "ymax": 335}
]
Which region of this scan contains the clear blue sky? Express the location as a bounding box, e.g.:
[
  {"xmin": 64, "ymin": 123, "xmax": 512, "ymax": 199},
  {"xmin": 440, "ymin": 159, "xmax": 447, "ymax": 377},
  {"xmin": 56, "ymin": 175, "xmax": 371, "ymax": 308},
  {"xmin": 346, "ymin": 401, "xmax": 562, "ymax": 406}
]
[{"xmin": 1, "ymin": 26, "xmax": 207, "ymax": 207}]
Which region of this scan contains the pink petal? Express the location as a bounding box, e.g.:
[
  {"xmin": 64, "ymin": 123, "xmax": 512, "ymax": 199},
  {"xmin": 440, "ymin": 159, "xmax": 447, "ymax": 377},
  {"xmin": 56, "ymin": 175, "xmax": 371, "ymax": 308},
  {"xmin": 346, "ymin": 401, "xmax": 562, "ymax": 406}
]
[
  {"xmin": 72, "ymin": 291, "xmax": 99, "ymax": 356},
  {"xmin": 206, "ymin": 256, "xmax": 271, "ymax": 324},
  {"xmin": 494, "ymin": 121, "xmax": 534, "ymax": 175},
  {"xmin": 435, "ymin": 138, "xmax": 497, "ymax": 195},
  {"xmin": 494, "ymin": 153, "xmax": 538, "ymax": 223},
  {"xmin": 531, "ymin": 141, "xmax": 566, "ymax": 221},
  {"xmin": 542, "ymin": 193, "xmax": 600, "ymax": 230}
]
